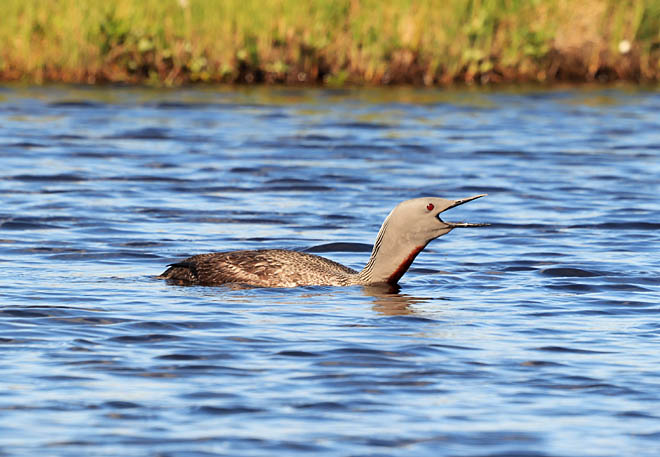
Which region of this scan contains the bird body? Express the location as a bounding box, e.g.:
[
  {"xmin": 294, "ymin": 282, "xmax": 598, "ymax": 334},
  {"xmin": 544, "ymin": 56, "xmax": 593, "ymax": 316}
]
[
  {"xmin": 161, "ymin": 249, "xmax": 358, "ymax": 288},
  {"xmin": 159, "ymin": 195, "xmax": 487, "ymax": 288}
]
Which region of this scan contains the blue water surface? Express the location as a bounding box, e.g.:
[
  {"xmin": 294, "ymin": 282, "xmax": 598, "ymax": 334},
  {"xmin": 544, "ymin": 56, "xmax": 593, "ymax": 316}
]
[{"xmin": 0, "ymin": 85, "xmax": 659, "ymax": 457}]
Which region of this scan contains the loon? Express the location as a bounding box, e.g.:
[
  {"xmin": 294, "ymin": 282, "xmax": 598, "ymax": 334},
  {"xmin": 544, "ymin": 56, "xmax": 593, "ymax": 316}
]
[{"xmin": 158, "ymin": 194, "xmax": 487, "ymax": 288}]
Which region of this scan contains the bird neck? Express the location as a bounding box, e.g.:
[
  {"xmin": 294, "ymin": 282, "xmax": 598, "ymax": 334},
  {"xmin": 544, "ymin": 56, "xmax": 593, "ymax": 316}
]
[{"xmin": 357, "ymin": 216, "xmax": 428, "ymax": 285}]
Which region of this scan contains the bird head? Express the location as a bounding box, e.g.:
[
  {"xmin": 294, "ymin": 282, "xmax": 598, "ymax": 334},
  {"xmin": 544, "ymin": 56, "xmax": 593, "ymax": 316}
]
[{"xmin": 388, "ymin": 194, "xmax": 488, "ymax": 245}]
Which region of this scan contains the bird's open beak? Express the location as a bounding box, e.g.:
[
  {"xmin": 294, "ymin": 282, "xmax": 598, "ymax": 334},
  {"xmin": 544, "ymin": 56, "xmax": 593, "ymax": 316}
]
[{"xmin": 438, "ymin": 194, "xmax": 489, "ymax": 228}]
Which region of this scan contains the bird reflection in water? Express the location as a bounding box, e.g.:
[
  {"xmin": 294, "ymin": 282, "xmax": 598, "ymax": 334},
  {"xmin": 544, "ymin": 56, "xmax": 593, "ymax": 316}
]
[
  {"xmin": 361, "ymin": 284, "xmax": 436, "ymax": 316},
  {"xmin": 196, "ymin": 281, "xmax": 439, "ymax": 316}
]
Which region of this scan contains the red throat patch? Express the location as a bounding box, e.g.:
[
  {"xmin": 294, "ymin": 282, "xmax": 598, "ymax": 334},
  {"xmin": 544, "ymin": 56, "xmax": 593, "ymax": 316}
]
[{"xmin": 387, "ymin": 245, "xmax": 424, "ymax": 285}]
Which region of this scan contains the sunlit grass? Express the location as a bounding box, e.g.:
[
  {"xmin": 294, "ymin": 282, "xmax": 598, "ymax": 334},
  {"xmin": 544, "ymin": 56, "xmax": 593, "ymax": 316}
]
[{"xmin": 1, "ymin": 0, "xmax": 659, "ymax": 85}]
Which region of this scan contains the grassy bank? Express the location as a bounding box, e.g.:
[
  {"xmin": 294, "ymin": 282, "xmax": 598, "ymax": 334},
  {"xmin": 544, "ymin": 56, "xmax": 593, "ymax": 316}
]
[{"xmin": 2, "ymin": 0, "xmax": 660, "ymax": 86}]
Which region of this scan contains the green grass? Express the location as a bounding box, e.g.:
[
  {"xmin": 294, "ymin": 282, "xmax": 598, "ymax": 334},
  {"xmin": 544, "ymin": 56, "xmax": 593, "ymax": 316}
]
[{"xmin": 1, "ymin": 0, "xmax": 659, "ymax": 85}]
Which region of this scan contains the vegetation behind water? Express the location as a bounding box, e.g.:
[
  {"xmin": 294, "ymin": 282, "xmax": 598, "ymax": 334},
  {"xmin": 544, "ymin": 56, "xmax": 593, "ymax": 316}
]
[{"xmin": 2, "ymin": 0, "xmax": 660, "ymax": 85}]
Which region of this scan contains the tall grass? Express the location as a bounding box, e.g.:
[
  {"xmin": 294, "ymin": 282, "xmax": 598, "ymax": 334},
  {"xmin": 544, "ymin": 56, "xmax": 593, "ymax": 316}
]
[{"xmin": 1, "ymin": 0, "xmax": 659, "ymax": 85}]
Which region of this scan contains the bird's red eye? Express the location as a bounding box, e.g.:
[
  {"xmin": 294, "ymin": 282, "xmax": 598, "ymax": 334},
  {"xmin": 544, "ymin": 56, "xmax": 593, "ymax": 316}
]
[{"xmin": 426, "ymin": 203, "xmax": 434, "ymax": 211}]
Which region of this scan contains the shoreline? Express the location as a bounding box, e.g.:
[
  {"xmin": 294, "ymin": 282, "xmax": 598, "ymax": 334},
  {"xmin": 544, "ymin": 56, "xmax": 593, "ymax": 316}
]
[
  {"xmin": 3, "ymin": 0, "xmax": 659, "ymax": 87},
  {"xmin": 3, "ymin": 57, "xmax": 656, "ymax": 87}
]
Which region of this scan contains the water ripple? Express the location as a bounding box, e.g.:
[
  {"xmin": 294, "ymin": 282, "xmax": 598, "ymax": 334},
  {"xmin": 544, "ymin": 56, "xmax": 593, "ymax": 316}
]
[{"xmin": 0, "ymin": 86, "xmax": 658, "ymax": 457}]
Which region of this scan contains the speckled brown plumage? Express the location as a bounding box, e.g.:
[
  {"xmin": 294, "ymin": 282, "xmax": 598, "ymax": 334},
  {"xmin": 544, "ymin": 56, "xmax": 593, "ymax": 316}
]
[
  {"xmin": 159, "ymin": 249, "xmax": 359, "ymax": 287},
  {"xmin": 158, "ymin": 195, "xmax": 487, "ymax": 288}
]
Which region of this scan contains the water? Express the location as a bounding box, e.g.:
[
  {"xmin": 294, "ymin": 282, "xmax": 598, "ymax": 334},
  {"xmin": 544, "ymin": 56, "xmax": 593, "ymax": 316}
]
[{"xmin": 1, "ymin": 85, "xmax": 659, "ymax": 457}]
